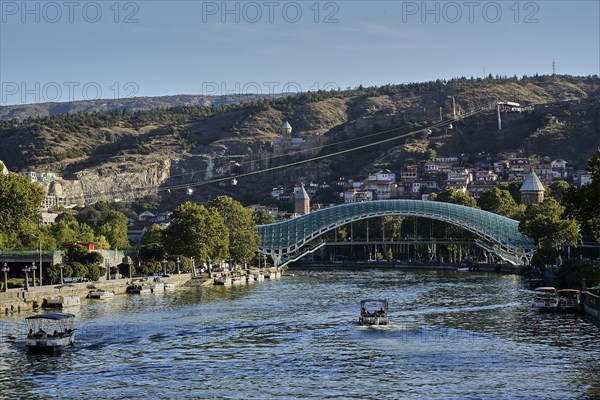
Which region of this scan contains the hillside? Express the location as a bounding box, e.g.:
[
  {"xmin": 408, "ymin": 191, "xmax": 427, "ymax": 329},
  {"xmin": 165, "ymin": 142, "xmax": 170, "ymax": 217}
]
[
  {"xmin": 0, "ymin": 75, "xmax": 599, "ymax": 207},
  {"xmin": 0, "ymin": 94, "xmax": 277, "ymax": 121}
]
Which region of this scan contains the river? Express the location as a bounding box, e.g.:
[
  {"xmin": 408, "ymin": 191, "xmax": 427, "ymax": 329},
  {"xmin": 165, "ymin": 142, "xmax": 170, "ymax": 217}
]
[{"xmin": 1, "ymin": 269, "xmax": 600, "ymax": 399}]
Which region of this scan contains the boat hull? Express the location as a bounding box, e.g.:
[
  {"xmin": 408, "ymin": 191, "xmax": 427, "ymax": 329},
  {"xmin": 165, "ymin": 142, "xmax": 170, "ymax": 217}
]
[
  {"xmin": 532, "ymin": 298, "xmax": 558, "ymax": 312},
  {"xmin": 359, "ymin": 316, "xmax": 389, "ymax": 326},
  {"xmin": 88, "ymin": 291, "xmax": 114, "ymax": 299},
  {"xmin": 44, "ymin": 295, "xmax": 81, "ymax": 308},
  {"xmin": 27, "ymin": 335, "xmax": 74, "ymax": 354}
]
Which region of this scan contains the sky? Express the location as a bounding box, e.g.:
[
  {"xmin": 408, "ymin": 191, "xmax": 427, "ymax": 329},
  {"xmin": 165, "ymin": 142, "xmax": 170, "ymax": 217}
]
[{"xmin": 1, "ymin": 0, "xmax": 599, "ymax": 105}]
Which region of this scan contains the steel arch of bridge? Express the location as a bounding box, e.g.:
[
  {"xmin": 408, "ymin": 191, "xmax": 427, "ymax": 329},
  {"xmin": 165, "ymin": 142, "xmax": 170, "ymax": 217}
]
[{"xmin": 256, "ymin": 200, "xmax": 535, "ymax": 266}]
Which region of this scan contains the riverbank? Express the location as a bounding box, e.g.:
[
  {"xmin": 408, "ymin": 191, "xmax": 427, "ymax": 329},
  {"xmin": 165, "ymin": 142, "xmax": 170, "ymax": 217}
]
[
  {"xmin": 0, "ymin": 273, "xmax": 193, "ymax": 315},
  {"xmin": 0, "ymin": 267, "xmax": 281, "ymax": 315}
]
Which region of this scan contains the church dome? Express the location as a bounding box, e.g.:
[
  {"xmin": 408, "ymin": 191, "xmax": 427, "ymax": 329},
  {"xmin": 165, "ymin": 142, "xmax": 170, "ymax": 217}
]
[
  {"xmin": 281, "ymin": 121, "xmax": 292, "ymax": 135},
  {"xmin": 520, "ymin": 171, "xmax": 545, "ymax": 192}
]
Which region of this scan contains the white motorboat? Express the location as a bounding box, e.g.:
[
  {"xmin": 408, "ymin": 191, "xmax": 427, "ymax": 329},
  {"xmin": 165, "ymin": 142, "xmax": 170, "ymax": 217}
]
[
  {"xmin": 87, "ymin": 289, "xmax": 115, "ymax": 299},
  {"xmin": 26, "ymin": 313, "xmax": 76, "ymax": 354},
  {"xmin": 163, "ymin": 282, "xmax": 175, "ymax": 290},
  {"xmin": 557, "ymin": 289, "xmax": 580, "ymax": 312},
  {"xmin": 127, "ymin": 284, "xmax": 152, "ymax": 294},
  {"xmin": 359, "ymin": 299, "xmax": 389, "ymax": 326},
  {"xmin": 43, "ymin": 295, "xmax": 81, "ymax": 308},
  {"xmin": 531, "ymin": 287, "xmax": 559, "ymax": 312}
]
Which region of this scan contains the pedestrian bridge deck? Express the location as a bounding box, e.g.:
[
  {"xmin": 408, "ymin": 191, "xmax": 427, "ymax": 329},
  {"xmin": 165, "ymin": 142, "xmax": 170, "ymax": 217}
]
[{"xmin": 256, "ymin": 200, "xmax": 535, "ymax": 266}]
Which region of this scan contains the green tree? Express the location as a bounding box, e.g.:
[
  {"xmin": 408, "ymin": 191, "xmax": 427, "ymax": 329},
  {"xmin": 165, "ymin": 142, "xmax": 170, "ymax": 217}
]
[
  {"xmin": 429, "ymin": 188, "xmax": 478, "ymax": 208},
  {"xmin": 47, "ymin": 263, "xmax": 64, "ymax": 284},
  {"xmin": 312, "ymin": 186, "xmax": 343, "ymax": 204},
  {"xmin": 547, "ymin": 180, "xmax": 570, "ymax": 202},
  {"xmin": 554, "ymin": 259, "xmax": 600, "ymax": 289},
  {"xmin": 498, "ymin": 182, "xmax": 522, "ymax": 203},
  {"xmin": 70, "ymin": 262, "xmax": 88, "ymax": 280},
  {"xmin": 382, "ymin": 216, "xmax": 402, "ymax": 239},
  {"xmin": 163, "ymin": 201, "xmax": 229, "ymax": 263},
  {"xmin": 209, "ymin": 196, "xmax": 260, "ymax": 264},
  {"xmin": 86, "ymin": 263, "xmax": 104, "ymax": 281},
  {"xmin": 48, "ymin": 216, "xmax": 95, "ymax": 246},
  {"xmin": 477, "ymin": 187, "xmax": 520, "ymax": 219},
  {"xmin": 253, "ymin": 209, "xmax": 276, "ymax": 225},
  {"xmin": 0, "ymin": 173, "xmax": 45, "ymax": 246},
  {"xmin": 96, "ymin": 211, "xmax": 130, "ymax": 249},
  {"xmin": 134, "ymin": 193, "xmax": 161, "ymax": 212},
  {"xmin": 140, "ymin": 260, "xmax": 164, "ymax": 276},
  {"xmin": 519, "ymin": 198, "xmax": 581, "ymax": 266},
  {"xmin": 563, "ymin": 152, "xmax": 600, "ymax": 241},
  {"xmin": 96, "ymin": 235, "xmax": 111, "ymax": 250},
  {"xmin": 423, "ymin": 148, "xmax": 437, "ymax": 161},
  {"xmin": 140, "ymin": 224, "xmax": 167, "ymax": 261}
]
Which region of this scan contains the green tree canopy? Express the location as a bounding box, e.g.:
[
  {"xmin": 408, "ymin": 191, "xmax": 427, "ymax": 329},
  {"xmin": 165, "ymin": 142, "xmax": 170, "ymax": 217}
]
[
  {"xmin": 208, "ymin": 196, "xmax": 260, "ymax": 264},
  {"xmin": 497, "ymin": 182, "xmax": 522, "ymax": 204},
  {"xmin": 96, "ymin": 211, "xmax": 130, "ymax": 249},
  {"xmin": 554, "ymin": 259, "xmax": 600, "ymax": 289},
  {"xmin": 0, "ymin": 173, "xmax": 45, "ymax": 247},
  {"xmin": 423, "ymin": 148, "xmax": 437, "ymax": 161},
  {"xmin": 163, "ymin": 201, "xmax": 229, "ymax": 263},
  {"xmin": 48, "ymin": 217, "xmax": 95, "ymax": 247},
  {"xmin": 140, "ymin": 224, "xmax": 167, "ymax": 261},
  {"xmin": 253, "ymin": 209, "xmax": 276, "ymax": 225},
  {"xmin": 477, "ymin": 187, "xmax": 521, "ymax": 219},
  {"xmin": 563, "ymin": 152, "xmax": 600, "ymax": 241},
  {"xmin": 519, "ymin": 198, "xmax": 581, "ymax": 266},
  {"xmin": 429, "ymin": 188, "xmax": 478, "ymax": 208},
  {"xmin": 546, "ymin": 180, "xmax": 570, "ymax": 202}
]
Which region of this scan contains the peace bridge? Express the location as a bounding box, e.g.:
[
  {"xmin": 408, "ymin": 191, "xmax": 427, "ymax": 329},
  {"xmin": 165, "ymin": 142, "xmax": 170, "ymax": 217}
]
[{"xmin": 256, "ymin": 200, "xmax": 536, "ymax": 267}]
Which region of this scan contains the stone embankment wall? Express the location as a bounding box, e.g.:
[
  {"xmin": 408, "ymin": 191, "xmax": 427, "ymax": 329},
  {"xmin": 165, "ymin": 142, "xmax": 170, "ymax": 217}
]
[
  {"xmin": 581, "ymin": 291, "xmax": 600, "ymax": 323},
  {"xmin": 0, "ymin": 274, "xmax": 193, "ymax": 314}
]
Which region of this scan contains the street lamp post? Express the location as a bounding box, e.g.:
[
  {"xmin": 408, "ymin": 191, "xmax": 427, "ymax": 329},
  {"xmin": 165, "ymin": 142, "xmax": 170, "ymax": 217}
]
[
  {"xmin": 106, "ymin": 260, "xmax": 111, "ymax": 281},
  {"xmin": 23, "ymin": 265, "xmax": 31, "ymax": 291},
  {"xmin": 38, "ymin": 240, "xmax": 43, "ymax": 286},
  {"xmin": 59, "ymin": 263, "xmax": 64, "ymax": 284},
  {"xmin": 30, "ymin": 263, "xmax": 37, "ymax": 288},
  {"xmin": 162, "ymin": 259, "xmax": 168, "ymax": 276},
  {"xmin": 128, "ymin": 260, "xmax": 133, "ymax": 279},
  {"xmin": 2, "ymin": 263, "xmax": 9, "ymax": 292},
  {"xmin": 176, "ymin": 257, "xmax": 181, "ymax": 275}
]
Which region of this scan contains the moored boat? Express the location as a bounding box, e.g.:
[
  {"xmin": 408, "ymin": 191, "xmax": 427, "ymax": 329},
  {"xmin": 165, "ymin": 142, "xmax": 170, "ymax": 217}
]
[
  {"xmin": 43, "ymin": 295, "xmax": 81, "ymax": 308},
  {"xmin": 531, "ymin": 287, "xmax": 558, "ymax": 312},
  {"xmin": 359, "ymin": 299, "xmax": 389, "ymax": 325},
  {"xmin": 127, "ymin": 284, "xmax": 152, "ymax": 294},
  {"xmin": 557, "ymin": 289, "xmax": 580, "ymax": 313},
  {"xmin": 163, "ymin": 282, "xmax": 175, "ymax": 290},
  {"xmin": 26, "ymin": 313, "xmax": 76, "ymax": 354},
  {"xmin": 87, "ymin": 289, "xmax": 115, "ymax": 299}
]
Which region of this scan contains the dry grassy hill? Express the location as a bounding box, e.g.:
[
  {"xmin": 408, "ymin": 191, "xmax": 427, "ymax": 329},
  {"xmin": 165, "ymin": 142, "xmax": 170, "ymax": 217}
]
[{"xmin": 0, "ymin": 75, "xmax": 598, "ymax": 206}]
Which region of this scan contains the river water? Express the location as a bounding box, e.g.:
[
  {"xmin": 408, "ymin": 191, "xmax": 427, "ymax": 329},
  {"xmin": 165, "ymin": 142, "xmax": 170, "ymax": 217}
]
[{"xmin": 1, "ymin": 269, "xmax": 600, "ymax": 399}]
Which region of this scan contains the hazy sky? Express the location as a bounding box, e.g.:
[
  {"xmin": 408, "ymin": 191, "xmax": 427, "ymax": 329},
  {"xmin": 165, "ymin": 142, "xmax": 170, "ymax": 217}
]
[{"xmin": 1, "ymin": 0, "xmax": 599, "ymax": 105}]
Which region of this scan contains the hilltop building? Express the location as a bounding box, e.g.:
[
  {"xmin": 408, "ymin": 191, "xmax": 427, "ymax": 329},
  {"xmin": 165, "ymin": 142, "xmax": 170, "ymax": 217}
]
[
  {"xmin": 520, "ymin": 170, "xmax": 545, "ymax": 205},
  {"xmin": 272, "ymin": 121, "xmax": 326, "ymax": 158},
  {"xmin": 273, "ymin": 121, "xmax": 301, "ymax": 154}
]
